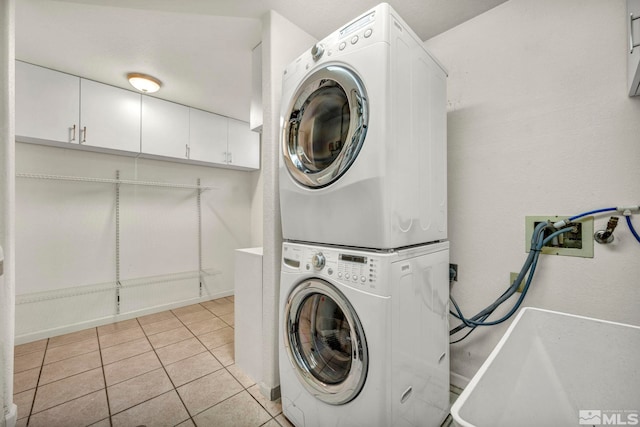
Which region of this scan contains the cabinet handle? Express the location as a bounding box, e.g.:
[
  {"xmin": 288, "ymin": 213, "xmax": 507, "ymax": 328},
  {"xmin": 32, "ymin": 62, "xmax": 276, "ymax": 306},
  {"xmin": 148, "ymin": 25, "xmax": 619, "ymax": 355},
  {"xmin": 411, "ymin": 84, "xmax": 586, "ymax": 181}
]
[
  {"xmin": 631, "ymin": 13, "xmax": 640, "ymax": 54},
  {"xmin": 80, "ymin": 126, "xmax": 87, "ymax": 144},
  {"xmin": 71, "ymin": 124, "xmax": 76, "ymax": 141},
  {"xmin": 185, "ymin": 144, "xmax": 189, "ymax": 158},
  {"xmin": 228, "ymin": 152, "xmax": 232, "ymax": 163}
]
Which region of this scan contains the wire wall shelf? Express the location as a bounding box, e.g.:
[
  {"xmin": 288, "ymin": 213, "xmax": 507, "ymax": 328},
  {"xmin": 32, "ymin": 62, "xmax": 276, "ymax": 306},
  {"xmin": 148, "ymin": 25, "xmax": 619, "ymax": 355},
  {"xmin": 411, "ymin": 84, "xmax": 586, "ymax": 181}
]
[
  {"xmin": 16, "ymin": 172, "xmax": 216, "ymax": 191},
  {"xmin": 16, "ymin": 268, "xmax": 222, "ymax": 304},
  {"xmin": 16, "ymin": 281, "xmax": 117, "ymax": 305},
  {"xmin": 17, "ymin": 169, "xmax": 221, "ymax": 317}
]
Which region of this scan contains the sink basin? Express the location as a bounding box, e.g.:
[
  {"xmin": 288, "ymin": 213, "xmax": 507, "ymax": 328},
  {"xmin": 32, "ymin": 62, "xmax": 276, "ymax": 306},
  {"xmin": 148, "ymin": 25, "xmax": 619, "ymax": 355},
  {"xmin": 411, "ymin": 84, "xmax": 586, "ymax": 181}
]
[{"xmin": 451, "ymin": 307, "xmax": 640, "ymax": 427}]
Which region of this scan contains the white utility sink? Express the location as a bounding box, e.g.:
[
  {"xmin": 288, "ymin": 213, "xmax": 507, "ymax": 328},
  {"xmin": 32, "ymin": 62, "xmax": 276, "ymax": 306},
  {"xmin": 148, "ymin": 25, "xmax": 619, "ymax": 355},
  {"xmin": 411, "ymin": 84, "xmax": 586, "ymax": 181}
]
[{"xmin": 451, "ymin": 307, "xmax": 640, "ymax": 427}]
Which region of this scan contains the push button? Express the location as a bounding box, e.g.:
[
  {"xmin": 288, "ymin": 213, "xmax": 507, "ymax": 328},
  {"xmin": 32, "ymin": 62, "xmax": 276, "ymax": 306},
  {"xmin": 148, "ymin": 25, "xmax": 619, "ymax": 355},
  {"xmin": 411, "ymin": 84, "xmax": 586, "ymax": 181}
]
[
  {"xmin": 364, "ymin": 29, "xmax": 373, "ymax": 38},
  {"xmin": 351, "ymin": 35, "xmax": 359, "ymax": 45},
  {"xmin": 339, "ymin": 42, "xmax": 346, "ymax": 51}
]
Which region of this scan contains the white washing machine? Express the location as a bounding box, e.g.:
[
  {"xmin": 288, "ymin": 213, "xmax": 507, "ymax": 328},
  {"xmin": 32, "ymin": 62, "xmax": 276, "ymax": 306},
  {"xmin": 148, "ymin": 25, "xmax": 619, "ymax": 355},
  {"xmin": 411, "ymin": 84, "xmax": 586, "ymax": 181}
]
[
  {"xmin": 279, "ymin": 241, "xmax": 450, "ymax": 427},
  {"xmin": 279, "ymin": 3, "xmax": 447, "ymax": 250}
]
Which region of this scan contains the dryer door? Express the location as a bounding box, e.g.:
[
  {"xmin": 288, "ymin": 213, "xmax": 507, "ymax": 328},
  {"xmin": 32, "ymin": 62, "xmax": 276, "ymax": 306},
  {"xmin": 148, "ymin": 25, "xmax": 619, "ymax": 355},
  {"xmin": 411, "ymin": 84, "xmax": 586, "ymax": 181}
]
[
  {"xmin": 282, "ymin": 65, "xmax": 368, "ymax": 188},
  {"xmin": 283, "ymin": 278, "xmax": 368, "ymax": 405}
]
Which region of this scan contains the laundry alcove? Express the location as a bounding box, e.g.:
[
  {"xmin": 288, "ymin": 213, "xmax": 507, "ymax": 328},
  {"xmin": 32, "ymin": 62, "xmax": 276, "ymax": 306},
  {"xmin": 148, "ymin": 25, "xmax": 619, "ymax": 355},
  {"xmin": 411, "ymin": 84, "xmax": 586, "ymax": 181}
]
[{"xmin": 13, "ymin": 143, "xmax": 250, "ymax": 344}]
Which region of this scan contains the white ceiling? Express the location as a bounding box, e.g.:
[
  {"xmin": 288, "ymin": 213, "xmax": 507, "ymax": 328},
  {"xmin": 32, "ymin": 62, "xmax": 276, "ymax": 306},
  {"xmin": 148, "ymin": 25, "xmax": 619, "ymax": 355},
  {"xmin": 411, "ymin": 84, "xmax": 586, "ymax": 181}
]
[{"xmin": 16, "ymin": 0, "xmax": 507, "ymax": 122}]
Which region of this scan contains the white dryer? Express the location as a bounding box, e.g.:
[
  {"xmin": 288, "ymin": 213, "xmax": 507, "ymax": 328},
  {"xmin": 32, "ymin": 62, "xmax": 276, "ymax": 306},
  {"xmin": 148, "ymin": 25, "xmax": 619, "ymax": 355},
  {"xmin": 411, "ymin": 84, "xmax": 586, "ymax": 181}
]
[
  {"xmin": 279, "ymin": 241, "xmax": 450, "ymax": 427},
  {"xmin": 279, "ymin": 3, "xmax": 447, "ymax": 250}
]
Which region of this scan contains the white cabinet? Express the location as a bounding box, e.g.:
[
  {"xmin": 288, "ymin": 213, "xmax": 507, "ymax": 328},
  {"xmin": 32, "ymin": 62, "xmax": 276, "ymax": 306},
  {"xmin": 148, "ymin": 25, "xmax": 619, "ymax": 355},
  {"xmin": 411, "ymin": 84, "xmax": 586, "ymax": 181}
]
[
  {"xmin": 16, "ymin": 61, "xmax": 141, "ymax": 153},
  {"xmin": 227, "ymin": 118, "xmax": 260, "ymax": 170},
  {"xmin": 629, "ymin": 0, "xmax": 640, "ymax": 96},
  {"xmin": 188, "ymin": 111, "xmax": 260, "ymax": 170},
  {"xmin": 141, "ymin": 96, "xmax": 190, "ymax": 159},
  {"xmin": 188, "ymin": 108, "xmax": 228, "ymax": 164},
  {"xmin": 80, "ymin": 79, "xmax": 141, "ymax": 152},
  {"xmin": 16, "ymin": 61, "xmax": 258, "ymax": 170},
  {"xmin": 16, "ymin": 61, "xmax": 80, "ymax": 143}
]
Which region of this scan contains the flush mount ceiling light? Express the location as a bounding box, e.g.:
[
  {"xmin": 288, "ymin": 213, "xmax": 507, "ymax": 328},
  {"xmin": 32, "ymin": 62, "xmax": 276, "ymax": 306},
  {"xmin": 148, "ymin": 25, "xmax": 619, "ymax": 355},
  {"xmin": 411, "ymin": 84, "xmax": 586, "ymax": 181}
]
[{"xmin": 127, "ymin": 72, "xmax": 162, "ymax": 93}]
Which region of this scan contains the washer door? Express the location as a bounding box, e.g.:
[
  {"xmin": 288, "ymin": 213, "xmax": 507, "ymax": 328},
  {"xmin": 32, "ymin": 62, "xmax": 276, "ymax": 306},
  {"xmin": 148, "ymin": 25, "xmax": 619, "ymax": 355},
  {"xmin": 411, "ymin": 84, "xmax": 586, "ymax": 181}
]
[
  {"xmin": 282, "ymin": 65, "xmax": 368, "ymax": 188},
  {"xmin": 283, "ymin": 278, "xmax": 368, "ymax": 405}
]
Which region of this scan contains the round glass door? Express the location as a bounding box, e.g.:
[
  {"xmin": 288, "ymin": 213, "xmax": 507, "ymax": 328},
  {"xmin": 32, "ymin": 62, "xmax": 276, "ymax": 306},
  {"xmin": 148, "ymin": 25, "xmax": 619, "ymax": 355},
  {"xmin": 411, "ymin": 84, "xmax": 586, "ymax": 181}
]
[
  {"xmin": 283, "ymin": 279, "xmax": 368, "ymax": 405},
  {"xmin": 282, "ymin": 65, "xmax": 368, "ymax": 188}
]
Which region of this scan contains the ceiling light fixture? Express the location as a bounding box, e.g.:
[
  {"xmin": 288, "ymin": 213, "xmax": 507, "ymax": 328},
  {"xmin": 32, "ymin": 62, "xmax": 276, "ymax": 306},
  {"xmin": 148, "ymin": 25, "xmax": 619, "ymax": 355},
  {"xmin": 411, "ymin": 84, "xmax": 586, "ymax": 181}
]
[{"xmin": 127, "ymin": 72, "xmax": 162, "ymax": 93}]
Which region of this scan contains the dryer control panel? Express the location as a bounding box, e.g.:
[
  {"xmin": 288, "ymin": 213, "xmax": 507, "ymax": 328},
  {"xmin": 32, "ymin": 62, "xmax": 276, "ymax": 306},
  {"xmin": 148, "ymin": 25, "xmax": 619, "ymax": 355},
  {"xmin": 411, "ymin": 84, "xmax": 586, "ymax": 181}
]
[{"xmin": 282, "ymin": 243, "xmax": 384, "ymax": 294}]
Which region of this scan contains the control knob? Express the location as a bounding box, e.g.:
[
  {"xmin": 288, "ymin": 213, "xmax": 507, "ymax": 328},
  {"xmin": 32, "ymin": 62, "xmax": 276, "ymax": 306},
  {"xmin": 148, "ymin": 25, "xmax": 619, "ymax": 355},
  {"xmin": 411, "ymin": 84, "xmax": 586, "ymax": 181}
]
[
  {"xmin": 311, "ymin": 252, "xmax": 326, "ymax": 270},
  {"xmin": 311, "ymin": 43, "xmax": 325, "ymax": 61}
]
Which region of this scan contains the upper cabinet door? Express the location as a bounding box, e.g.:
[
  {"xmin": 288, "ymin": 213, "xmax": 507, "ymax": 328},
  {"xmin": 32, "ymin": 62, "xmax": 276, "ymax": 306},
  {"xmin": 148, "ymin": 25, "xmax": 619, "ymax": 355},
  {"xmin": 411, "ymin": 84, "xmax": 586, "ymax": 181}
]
[
  {"xmin": 227, "ymin": 118, "xmax": 260, "ymax": 170},
  {"xmin": 16, "ymin": 61, "xmax": 80, "ymax": 143},
  {"xmin": 141, "ymin": 96, "xmax": 190, "ymax": 159},
  {"xmin": 80, "ymin": 79, "xmax": 141, "ymax": 152},
  {"xmin": 189, "ymin": 108, "xmax": 228, "ymax": 164}
]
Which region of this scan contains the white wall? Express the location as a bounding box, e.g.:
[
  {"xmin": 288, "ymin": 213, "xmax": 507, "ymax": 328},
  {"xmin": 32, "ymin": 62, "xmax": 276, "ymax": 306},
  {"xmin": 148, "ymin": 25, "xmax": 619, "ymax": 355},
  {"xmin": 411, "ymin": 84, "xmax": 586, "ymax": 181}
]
[
  {"xmin": 259, "ymin": 10, "xmax": 315, "ymax": 398},
  {"xmin": 0, "ymin": 0, "xmax": 17, "ymax": 425},
  {"xmin": 424, "ymin": 0, "xmax": 640, "ymax": 385},
  {"xmin": 14, "ymin": 142, "xmax": 254, "ymax": 341}
]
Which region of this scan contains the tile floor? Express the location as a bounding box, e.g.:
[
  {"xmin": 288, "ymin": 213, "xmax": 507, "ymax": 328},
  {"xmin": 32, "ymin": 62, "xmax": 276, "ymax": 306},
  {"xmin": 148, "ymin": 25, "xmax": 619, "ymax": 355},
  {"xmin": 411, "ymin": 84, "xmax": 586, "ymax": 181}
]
[
  {"xmin": 14, "ymin": 295, "xmax": 460, "ymax": 427},
  {"xmin": 13, "ymin": 296, "xmax": 293, "ymax": 427}
]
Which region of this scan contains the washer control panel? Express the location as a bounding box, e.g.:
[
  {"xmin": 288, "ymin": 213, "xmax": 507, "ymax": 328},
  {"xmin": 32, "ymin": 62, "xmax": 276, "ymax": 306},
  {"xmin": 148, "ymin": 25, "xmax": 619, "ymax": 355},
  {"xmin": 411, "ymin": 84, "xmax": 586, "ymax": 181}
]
[{"xmin": 283, "ymin": 243, "xmax": 380, "ymax": 289}]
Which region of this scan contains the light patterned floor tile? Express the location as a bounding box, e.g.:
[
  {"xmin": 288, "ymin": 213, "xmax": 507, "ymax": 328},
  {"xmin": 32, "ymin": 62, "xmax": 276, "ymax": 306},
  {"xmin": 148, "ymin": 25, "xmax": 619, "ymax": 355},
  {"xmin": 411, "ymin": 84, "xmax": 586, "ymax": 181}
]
[
  {"xmin": 172, "ymin": 304, "xmax": 206, "ymax": 316},
  {"xmin": 186, "ymin": 317, "xmax": 227, "ymax": 336},
  {"xmin": 140, "ymin": 317, "xmax": 183, "ymax": 336},
  {"xmin": 88, "ymin": 418, "xmax": 112, "ymax": 427},
  {"xmin": 193, "ymin": 390, "xmax": 271, "ymax": 427},
  {"xmin": 107, "ymin": 368, "xmax": 173, "ymax": 414},
  {"xmin": 204, "ymin": 301, "xmax": 234, "ymax": 317},
  {"xmin": 98, "ymin": 326, "xmax": 145, "ymax": 349},
  {"xmin": 13, "ymin": 367, "xmax": 40, "ymax": 394},
  {"xmin": 137, "ymin": 310, "xmax": 176, "ymax": 326},
  {"xmin": 48, "ymin": 328, "xmax": 97, "ymax": 349},
  {"xmin": 176, "ymin": 310, "xmax": 216, "ymax": 326},
  {"xmin": 148, "ymin": 326, "xmax": 194, "ymax": 349},
  {"xmin": 210, "ymin": 343, "xmax": 234, "ymax": 366},
  {"xmin": 13, "ymin": 388, "xmax": 35, "ymax": 421},
  {"xmin": 44, "ymin": 337, "xmax": 99, "ymax": 365},
  {"xmin": 39, "ymin": 351, "xmax": 101, "ymax": 386},
  {"xmin": 14, "ymin": 339, "xmax": 47, "ymax": 357},
  {"xmin": 247, "ymin": 384, "xmax": 282, "ymax": 417},
  {"xmin": 177, "ymin": 369, "xmax": 243, "ymax": 416},
  {"xmin": 226, "ymin": 364, "xmax": 256, "ymax": 389},
  {"xmin": 111, "ymin": 390, "xmax": 190, "ymax": 427},
  {"xmin": 101, "ymin": 337, "xmax": 152, "ymax": 365},
  {"xmin": 198, "ymin": 327, "xmax": 234, "ymax": 350},
  {"xmin": 14, "ymin": 350, "xmax": 45, "ymax": 373},
  {"xmin": 32, "ymin": 368, "xmax": 104, "ymax": 413},
  {"xmin": 28, "ymin": 389, "xmax": 109, "ymax": 427},
  {"xmin": 103, "ymin": 350, "xmax": 162, "ymax": 386},
  {"xmin": 276, "ymin": 414, "xmax": 295, "ymax": 427},
  {"xmin": 165, "ymin": 351, "xmax": 223, "ymax": 387},
  {"xmin": 155, "ymin": 337, "xmax": 206, "ymax": 366},
  {"xmin": 219, "ymin": 313, "xmax": 235, "ymax": 326},
  {"xmin": 97, "ymin": 318, "xmax": 139, "ymax": 336}
]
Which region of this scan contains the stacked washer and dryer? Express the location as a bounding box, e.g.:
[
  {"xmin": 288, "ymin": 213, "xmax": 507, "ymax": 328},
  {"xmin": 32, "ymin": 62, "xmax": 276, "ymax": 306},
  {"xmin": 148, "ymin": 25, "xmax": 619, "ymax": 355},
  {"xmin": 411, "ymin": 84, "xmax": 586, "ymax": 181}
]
[{"xmin": 278, "ymin": 4, "xmax": 450, "ymax": 427}]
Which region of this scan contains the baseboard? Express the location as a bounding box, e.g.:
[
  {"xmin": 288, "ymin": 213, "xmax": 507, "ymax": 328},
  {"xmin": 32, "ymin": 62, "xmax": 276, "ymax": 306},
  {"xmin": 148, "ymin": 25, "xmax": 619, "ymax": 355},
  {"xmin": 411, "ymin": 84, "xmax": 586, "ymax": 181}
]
[
  {"xmin": 450, "ymin": 371, "xmax": 470, "ymax": 390},
  {"xmin": 4, "ymin": 403, "xmax": 17, "ymax": 427},
  {"xmin": 14, "ymin": 291, "xmax": 233, "ymax": 345},
  {"xmin": 259, "ymin": 382, "xmax": 281, "ymax": 401}
]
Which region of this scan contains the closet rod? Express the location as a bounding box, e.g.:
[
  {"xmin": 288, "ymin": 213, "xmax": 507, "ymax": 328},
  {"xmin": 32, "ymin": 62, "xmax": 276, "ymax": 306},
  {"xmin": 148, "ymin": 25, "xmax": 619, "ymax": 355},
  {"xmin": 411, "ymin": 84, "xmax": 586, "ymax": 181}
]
[{"xmin": 16, "ymin": 173, "xmax": 215, "ymax": 191}]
